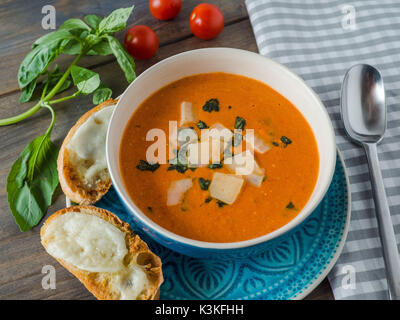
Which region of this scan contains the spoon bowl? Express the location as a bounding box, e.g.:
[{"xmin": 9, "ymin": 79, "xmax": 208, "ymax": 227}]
[{"xmin": 341, "ymin": 64, "xmax": 386, "ymax": 143}]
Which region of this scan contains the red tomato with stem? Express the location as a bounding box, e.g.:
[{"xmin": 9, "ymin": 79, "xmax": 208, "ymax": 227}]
[
  {"xmin": 149, "ymin": 0, "xmax": 182, "ymax": 20},
  {"xmin": 124, "ymin": 25, "xmax": 159, "ymax": 60},
  {"xmin": 189, "ymin": 3, "xmax": 224, "ymax": 40}
]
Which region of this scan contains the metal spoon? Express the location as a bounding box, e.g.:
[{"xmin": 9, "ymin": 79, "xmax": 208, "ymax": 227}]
[{"xmin": 341, "ymin": 64, "xmax": 400, "ymax": 299}]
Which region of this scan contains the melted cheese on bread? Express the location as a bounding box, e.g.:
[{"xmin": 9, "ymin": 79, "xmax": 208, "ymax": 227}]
[
  {"xmin": 67, "ymin": 105, "xmax": 115, "ymax": 187},
  {"xmin": 41, "ymin": 210, "xmax": 151, "ymax": 299}
]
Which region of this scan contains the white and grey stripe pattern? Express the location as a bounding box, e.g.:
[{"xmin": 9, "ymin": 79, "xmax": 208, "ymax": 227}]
[{"xmin": 245, "ymin": 0, "xmax": 400, "ymax": 299}]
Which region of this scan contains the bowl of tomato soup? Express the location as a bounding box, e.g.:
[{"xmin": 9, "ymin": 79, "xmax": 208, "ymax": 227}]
[{"xmin": 106, "ymin": 48, "xmax": 336, "ymax": 259}]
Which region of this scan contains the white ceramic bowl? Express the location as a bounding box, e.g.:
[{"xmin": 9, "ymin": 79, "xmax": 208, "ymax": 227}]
[{"xmin": 106, "ymin": 48, "xmax": 336, "ymax": 259}]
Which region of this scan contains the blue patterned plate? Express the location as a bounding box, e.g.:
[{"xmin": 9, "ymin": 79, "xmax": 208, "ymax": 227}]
[{"xmin": 96, "ymin": 152, "xmax": 350, "ymax": 300}]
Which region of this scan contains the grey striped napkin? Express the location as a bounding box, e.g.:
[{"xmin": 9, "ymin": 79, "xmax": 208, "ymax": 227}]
[{"xmin": 245, "ymin": 0, "xmax": 400, "ymax": 299}]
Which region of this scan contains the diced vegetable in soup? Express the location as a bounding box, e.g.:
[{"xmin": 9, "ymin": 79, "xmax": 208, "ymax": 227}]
[
  {"xmin": 209, "ymin": 173, "xmax": 244, "ymax": 205},
  {"xmin": 119, "ymin": 72, "xmax": 319, "ymax": 243}
]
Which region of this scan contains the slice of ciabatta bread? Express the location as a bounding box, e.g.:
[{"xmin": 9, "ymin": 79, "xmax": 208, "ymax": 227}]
[
  {"xmin": 40, "ymin": 205, "xmax": 163, "ymax": 300},
  {"xmin": 58, "ymin": 98, "xmax": 117, "ymax": 205}
]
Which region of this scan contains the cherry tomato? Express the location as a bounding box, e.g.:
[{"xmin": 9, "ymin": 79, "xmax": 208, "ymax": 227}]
[
  {"xmin": 189, "ymin": 3, "xmax": 224, "ymax": 40},
  {"xmin": 124, "ymin": 25, "xmax": 159, "ymax": 60},
  {"xmin": 149, "ymin": 0, "xmax": 182, "ymax": 20}
]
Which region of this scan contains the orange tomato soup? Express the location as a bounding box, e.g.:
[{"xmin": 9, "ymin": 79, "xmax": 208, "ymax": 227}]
[{"xmin": 119, "ymin": 73, "xmax": 319, "ymax": 242}]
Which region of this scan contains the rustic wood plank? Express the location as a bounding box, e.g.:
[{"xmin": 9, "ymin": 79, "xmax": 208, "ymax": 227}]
[
  {"xmin": 305, "ymin": 279, "xmax": 334, "ymax": 300},
  {"xmin": 0, "ymin": 0, "xmax": 248, "ymax": 96}
]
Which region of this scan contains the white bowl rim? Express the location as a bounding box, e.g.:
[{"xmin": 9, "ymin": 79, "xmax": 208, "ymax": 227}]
[{"xmin": 106, "ymin": 47, "xmax": 337, "ymax": 250}]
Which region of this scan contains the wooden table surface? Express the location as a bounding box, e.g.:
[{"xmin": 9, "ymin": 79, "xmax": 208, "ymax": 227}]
[{"xmin": 0, "ymin": 0, "xmax": 333, "ymax": 300}]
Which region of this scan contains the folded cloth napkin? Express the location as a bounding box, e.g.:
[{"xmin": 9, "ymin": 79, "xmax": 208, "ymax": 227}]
[{"xmin": 245, "ymin": 0, "xmax": 400, "ymax": 299}]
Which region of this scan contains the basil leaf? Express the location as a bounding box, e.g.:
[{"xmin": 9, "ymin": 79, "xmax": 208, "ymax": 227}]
[
  {"xmin": 167, "ymin": 163, "xmax": 188, "ymax": 174},
  {"xmin": 7, "ymin": 127, "xmax": 59, "ymax": 231},
  {"xmin": 59, "ymin": 18, "xmax": 91, "ymax": 32},
  {"xmin": 62, "ymin": 40, "xmax": 82, "ymax": 55},
  {"xmin": 31, "ymin": 31, "xmax": 57, "ymax": 48},
  {"xmin": 85, "ymin": 14, "xmax": 102, "ymax": 30},
  {"xmin": 280, "ymin": 136, "xmax": 292, "ymax": 148},
  {"xmin": 286, "ymin": 202, "xmax": 296, "ymax": 210},
  {"xmin": 105, "ymin": 35, "xmax": 136, "ymax": 83},
  {"xmin": 85, "ymin": 34, "xmax": 102, "ymax": 47},
  {"xmin": 19, "ymin": 78, "xmax": 38, "ymax": 103},
  {"xmin": 87, "ymin": 40, "xmax": 113, "ymax": 56},
  {"xmin": 32, "ymin": 29, "xmax": 74, "ymax": 48},
  {"xmin": 98, "ymin": 6, "xmax": 134, "ymax": 34},
  {"xmin": 217, "ymin": 200, "xmax": 227, "ymax": 208},
  {"xmin": 136, "ymin": 160, "xmax": 160, "ymax": 172},
  {"xmin": 71, "ymin": 65, "xmax": 100, "ymax": 94},
  {"xmin": 19, "ymin": 32, "xmax": 74, "ymax": 88},
  {"xmin": 197, "ymin": 120, "xmax": 209, "ymax": 129},
  {"xmin": 208, "ymin": 163, "xmax": 223, "ymax": 169},
  {"xmin": 202, "ymin": 98, "xmax": 219, "ymax": 112},
  {"xmin": 234, "ymin": 116, "xmax": 246, "ymax": 130},
  {"xmin": 63, "ymin": 28, "xmax": 97, "ymax": 55},
  {"xmin": 93, "ymin": 86, "xmax": 112, "ymax": 104},
  {"xmin": 18, "ymin": 42, "xmax": 59, "ymax": 88},
  {"xmin": 199, "ymin": 178, "xmax": 211, "ymax": 191}
]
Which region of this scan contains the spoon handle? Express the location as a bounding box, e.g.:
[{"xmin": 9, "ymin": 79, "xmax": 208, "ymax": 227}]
[{"xmin": 364, "ymin": 142, "xmax": 400, "ymax": 300}]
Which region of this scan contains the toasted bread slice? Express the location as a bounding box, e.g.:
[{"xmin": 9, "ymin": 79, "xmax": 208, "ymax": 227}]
[
  {"xmin": 40, "ymin": 205, "xmax": 163, "ymax": 300},
  {"xmin": 58, "ymin": 99, "xmax": 117, "ymax": 205}
]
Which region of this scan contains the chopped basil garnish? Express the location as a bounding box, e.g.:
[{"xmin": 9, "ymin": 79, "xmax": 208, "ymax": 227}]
[
  {"xmin": 197, "ymin": 120, "xmax": 209, "ymax": 129},
  {"xmin": 202, "ymin": 98, "xmax": 219, "ymax": 112},
  {"xmin": 136, "ymin": 160, "xmax": 160, "ymax": 172},
  {"xmin": 205, "ymin": 197, "xmax": 212, "ymax": 204},
  {"xmin": 217, "ymin": 200, "xmax": 226, "ymax": 207},
  {"xmin": 167, "ymin": 154, "xmax": 190, "ymax": 174},
  {"xmin": 199, "ymin": 178, "xmax": 211, "ymax": 190},
  {"xmin": 286, "ymin": 202, "xmax": 296, "ymax": 209},
  {"xmin": 234, "ymin": 116, "xmax": 246, "ymax": 130},
  {"xmin": 281, "ymin": 136, "xmax": 292, "ymax": 148},
  {"xmin": 167, "ymin": 163, "xmax": 188, "ymax": 174},
  {"xmin": 208, "ymin": 163, "xmax": 223, "ymax": 169}
]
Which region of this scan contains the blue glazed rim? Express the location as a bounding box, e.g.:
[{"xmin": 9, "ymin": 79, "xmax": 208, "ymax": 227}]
[
  {"xmin": 91, "ymin": 150, "xmax": 350, "ymax": 300},
  {"xmin": 294, "ymin": 150, "xmax": 351, "ymax": 299}
]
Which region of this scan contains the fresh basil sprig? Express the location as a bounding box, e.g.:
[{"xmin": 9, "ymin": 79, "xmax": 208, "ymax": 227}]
[{"xmin": 2, "ymin": 6, "xmax": 136, "ymax": 231}]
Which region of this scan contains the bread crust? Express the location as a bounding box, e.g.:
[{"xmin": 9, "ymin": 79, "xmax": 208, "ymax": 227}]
[
  {"xmin": 57, "ymin": 99, "xmax": 117, "ymax": 205},
  {"xmin": 40, "ymin": 205, "xmax": 163, "ymax": 300}
]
